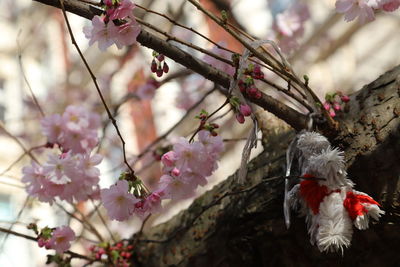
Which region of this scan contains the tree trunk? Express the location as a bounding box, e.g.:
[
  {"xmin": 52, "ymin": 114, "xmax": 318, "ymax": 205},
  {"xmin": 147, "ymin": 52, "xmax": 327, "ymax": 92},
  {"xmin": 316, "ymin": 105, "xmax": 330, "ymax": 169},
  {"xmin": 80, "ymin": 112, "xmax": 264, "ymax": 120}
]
[{"xmin": 133, "ymin": 66, "xmax": 400, "ymax": 267}]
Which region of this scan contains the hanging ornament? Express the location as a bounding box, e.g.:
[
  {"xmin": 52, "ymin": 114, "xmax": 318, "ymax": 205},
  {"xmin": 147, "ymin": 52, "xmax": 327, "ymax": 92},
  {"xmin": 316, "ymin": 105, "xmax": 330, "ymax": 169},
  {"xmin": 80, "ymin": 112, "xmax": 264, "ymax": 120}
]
[{"xmin": 284, "ymin": 131, "xmax": 384, "ymax": 253}]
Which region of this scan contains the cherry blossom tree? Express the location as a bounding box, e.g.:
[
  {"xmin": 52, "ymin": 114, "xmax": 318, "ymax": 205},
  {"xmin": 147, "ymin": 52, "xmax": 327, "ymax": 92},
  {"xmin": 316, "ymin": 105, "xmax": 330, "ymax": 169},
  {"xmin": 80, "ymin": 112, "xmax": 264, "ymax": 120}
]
[{"xmin": 0, "ymin": 0, "xmax": 399, "ymax": 266}]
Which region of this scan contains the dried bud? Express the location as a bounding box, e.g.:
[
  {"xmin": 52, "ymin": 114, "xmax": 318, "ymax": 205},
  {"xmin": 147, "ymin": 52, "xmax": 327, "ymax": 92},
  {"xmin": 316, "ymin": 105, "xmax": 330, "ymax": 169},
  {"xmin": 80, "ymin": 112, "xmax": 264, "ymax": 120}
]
[
  {"xmin": 163, "ymin": 62, "xmax": 169, "ymax": 73},
  {"xmin": 151, "ymin": 59, "xmax": 157, "ymax": 73}
]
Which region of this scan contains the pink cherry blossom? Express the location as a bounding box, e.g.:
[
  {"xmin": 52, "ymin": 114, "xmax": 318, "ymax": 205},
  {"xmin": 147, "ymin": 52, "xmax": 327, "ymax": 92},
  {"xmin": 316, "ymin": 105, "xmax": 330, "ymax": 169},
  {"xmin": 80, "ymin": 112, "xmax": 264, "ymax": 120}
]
[
  {"xmin": 43, "ymin": 152, "xmax": 75, "ymax": 184},
  {"xmin": 114, "ymin": 20, "xmax": 141, "ymax": 48},
  {"xmin": 134, "ymin": 191, "xmax": 163, "ymax": 218},
  {"xmin": 83, "ymin": 16, "xmax": 118, "ymax": 51},
  {"xmin": 173, "ymin": 138, "xmax": 214, "ymax": 177},
  {"xmin": 198, "ymin": 130, "xmax": 224, "ymax": 159},
  {"xmin": 158, "ymin": 174, "xmax": 196, "ymax": 200},
  {"xmin": 161, "ymin": 151, "xmax": 177, "ymax": 169},
  {"xmin": 179, "ymin": 170, "xmax": 208, "ymax": 187},
  {"xmin": 335, "ymin": 0, "xmax": 376, "ymax": 23},
  {"xmin": 271, "ymin": 2, "xmax": 310, "ymax": 53},
  {"xmin": 101, "ymin": 180, "xmax": 139, "ymax": 221},
  {"xmin": 46, "ymin": 226, "xmax": 76, "ymax": 254},
  {"xmin": 78, "ymin": 153, "xmax": 103, "ymax": 178},
  {"xmin": 22, "ymin": 161, "xmax": 62, "ymax": 204},
  {"xmin": 41, "ymin": 114, "xmax": 63, "ymax": 144},
  {"xmin": 137, "ymin": 79, "xmax": 159, "ymax": 100},
  {"xmin": 60, "ymin": 105, "xmax": 100, "ymax": 153},
  {"xmin": 275, "ymin": 3, "xmax": 310, "ymax": 37},
  {"xmin": 109, "ymin": 0, "xmax": 136, "ymax": 20}
]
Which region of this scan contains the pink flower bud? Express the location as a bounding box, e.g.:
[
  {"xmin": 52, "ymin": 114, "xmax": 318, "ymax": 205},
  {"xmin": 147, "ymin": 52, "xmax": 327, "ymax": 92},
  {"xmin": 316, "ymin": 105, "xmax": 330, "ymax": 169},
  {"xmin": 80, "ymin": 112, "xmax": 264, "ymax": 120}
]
[
  {"xmin": 239, "ymin": 104, "xmax": 252, "ymax": 117},
  {"xmin": 171, "ymin": 167, "xmax": 180, "ymax": 177},
  {"xmin": 323, "ymin": 102, "xmax": 331, "ymax": 111},
  {"xmin": 340, "ymin": 95, "xmax": 350, "ymax": 103},
  {"xmin": 329, "ymin": 109, "xmax": 336, "ymax": 118},
  {"xmin": 247, "ymin": 87, "xmax": 258, "ymax": 97},
  {"xmin": 333, "ymin": 102, "xmax": 341, "ymax": 111},
  {"xmin": 238, "ymin": 80, "xmax": 246, "ymax": 93},
  {"xmin": 235, "ymin": 113, "xmax": 245, "ymax": 124},
  {"xmin": 161, "ymin": 151, "xmax": 177, "ymax": 167},
  {"xmin": 38, "ymin": 238, "xmax": 47, "ymax": 248}
]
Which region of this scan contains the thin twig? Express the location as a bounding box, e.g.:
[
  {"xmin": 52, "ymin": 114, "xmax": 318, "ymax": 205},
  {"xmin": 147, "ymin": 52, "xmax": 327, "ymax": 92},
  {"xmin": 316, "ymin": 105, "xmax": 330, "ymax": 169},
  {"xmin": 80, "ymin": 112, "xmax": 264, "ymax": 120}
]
[
  {"xmin": 0, "ymin": 197, "xmax": 30, "ymax": 250},
  {"xmin": 0, "ymin": 226, "xmax": 95, "ymax": 261},
  {"xmin": 17, "ymin": 33, "xmax": 45, "ymax": 118},
  {"xmin": 0, "ymin": 122, "xmax": 39, "ymax": 163},
  {"xmin": 58, "ymin": 0, "xmax": 136, "ymax": 175},
  {"xmin": 134, "ymin": 87, "xmax": 216, "ymax": 162},
  {"xmin": 188, "ymin": 97, "xmax": 230, "ymax": 142},
  {"xmin": 0, "ymin": 145, "xmax": 45, "ymax": 176},
  {"xmin": 56, "ymin": 202, "xmax": 104, "ymax": 242},
  {"xmin": 90, "ymin": 199, "xmax": 116, "ymax": 242}
]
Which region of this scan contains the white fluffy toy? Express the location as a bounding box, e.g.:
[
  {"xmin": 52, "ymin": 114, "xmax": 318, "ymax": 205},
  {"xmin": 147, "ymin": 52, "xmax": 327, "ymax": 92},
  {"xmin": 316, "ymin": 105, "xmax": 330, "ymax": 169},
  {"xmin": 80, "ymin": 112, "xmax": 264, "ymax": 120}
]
[{"xmin": 285, "ymin": 131, "xmax": 384, "ymax": 253}]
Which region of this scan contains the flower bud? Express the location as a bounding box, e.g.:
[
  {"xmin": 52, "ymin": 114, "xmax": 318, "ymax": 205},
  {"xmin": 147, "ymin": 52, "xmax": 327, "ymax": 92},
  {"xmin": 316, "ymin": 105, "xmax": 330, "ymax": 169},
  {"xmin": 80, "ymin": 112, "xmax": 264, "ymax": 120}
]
[
  {"xmin": 333, "ymin": 102, "xmax": 341, "ymax": 111},
  {"xmin": 340, "ymin": 95, "xmax": 350, "ymax": 103},
  {"xmin": 150, "ymin": 59, "xmax": 157, "ymax": 73},
  {"xmin": 156, "ymin": 68, "xmax": 163, "ymax": 77},
  {"xmin": 163, "ymin": 62, "xmax": 169, "ymax": 73},
  {"xmin": 323, "ymin": 102, "xmax": 331, "ymax": 111},
  {"xmin": 157, "ymin": 54, "xmax": 165, "ymax": 62},
  {"xmin": 235, "ymin": 113, "xmax": 245, "ymax": 124},
  {"xmin": 239, "ymin": 104, "xmax": 252, "ymax": 116}
]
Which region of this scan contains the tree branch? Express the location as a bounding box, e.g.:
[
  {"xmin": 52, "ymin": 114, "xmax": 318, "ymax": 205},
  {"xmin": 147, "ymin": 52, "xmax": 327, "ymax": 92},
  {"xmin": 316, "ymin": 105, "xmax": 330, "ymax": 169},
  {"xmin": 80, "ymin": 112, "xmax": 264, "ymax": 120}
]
[{"xmin": 32, "ymin": 0, "xmax": 309, "ymax": 131}]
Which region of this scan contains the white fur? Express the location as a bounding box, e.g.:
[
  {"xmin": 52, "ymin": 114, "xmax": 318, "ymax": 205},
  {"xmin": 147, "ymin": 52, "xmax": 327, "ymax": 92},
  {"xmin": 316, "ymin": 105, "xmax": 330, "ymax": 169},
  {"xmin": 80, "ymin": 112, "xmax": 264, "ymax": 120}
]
[
  {"xmin": 306, "ymin": 147, "xmax": 352, "ymax": 189},
  {"xmin": 316, "ymin": 192, "xmax": 353, "ymax": 254}
]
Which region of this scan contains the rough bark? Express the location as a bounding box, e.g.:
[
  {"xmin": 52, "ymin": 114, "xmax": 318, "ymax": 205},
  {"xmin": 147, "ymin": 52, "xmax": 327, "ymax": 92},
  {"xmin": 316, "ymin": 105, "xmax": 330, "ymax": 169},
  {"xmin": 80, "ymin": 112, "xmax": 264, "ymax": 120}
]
[{"xmin": 133, "ymin": 66, "xmax": 400, "ymax": 267}]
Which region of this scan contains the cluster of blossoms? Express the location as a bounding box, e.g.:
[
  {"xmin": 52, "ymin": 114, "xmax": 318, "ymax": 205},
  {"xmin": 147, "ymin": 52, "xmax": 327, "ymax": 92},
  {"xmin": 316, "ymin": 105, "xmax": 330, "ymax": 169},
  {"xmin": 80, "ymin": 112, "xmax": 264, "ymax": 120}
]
[
  {"xmin": 33, "ymin": 225, "xmax": 76, "ymax": 254},
  {"xmin": 157, "ymin": 130, "xmax": 224, "ymax": 200},
  {"xmin": 83, "ymin": 0, "xmax": 141, "ymax": 51},
  {"xmin": 101, "ymin": 130, "xmax": 224, "ymax": 221},
  {"xmin": 151, "ymin": 52, "xmax": 169, "ymax": 77},
  {"xmin": 89, "ymin": 241, "xmax": 134, "ymax": 266},
  {"xmin": 136, "ymin": 78, "xmax": 160, "ymax": 100},
  {"xmin": 101, "ymin": 176, "xmax": 162, "ymax": 221},
  {"xmin": 204, "ymin": 42, "xmax": 235, "ymax": 76},
  {"xmin": 22, "ymin": 106, "xmax": 102, "ymax": 204},
  {"xmin": 323, "ymin": 91, "xmax": 350, "ymax": 118},
  {"xmin": 238, "ymin": 64, "xmax": 264, "ymax": 100},
  {"xmin": 271, "ymin": 2, "xmax": 310, "ymax": 53},
  {"xmin": 335, "ymin": 0, "xmax": 400, "ymax": 23}
]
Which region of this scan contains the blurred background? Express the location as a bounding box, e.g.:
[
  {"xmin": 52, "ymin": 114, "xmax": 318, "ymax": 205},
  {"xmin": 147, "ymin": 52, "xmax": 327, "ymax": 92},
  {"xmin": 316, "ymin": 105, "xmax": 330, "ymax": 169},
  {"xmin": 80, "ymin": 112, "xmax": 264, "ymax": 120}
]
[{"xmin": 0, "ymin": 0, "xmax": 399, "ymax": 265}]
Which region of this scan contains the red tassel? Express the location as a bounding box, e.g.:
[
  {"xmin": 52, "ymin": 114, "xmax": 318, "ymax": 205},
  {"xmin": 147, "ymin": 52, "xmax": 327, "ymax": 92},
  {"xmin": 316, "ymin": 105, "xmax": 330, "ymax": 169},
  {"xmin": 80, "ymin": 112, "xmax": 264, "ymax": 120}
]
[
  {"xmin": 300, "ymin": 178, "xmax": 328, "ymax": 214},
  {"xmin": 343, "ymin": 191, "xmax": 380, "ymax": 220}
]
